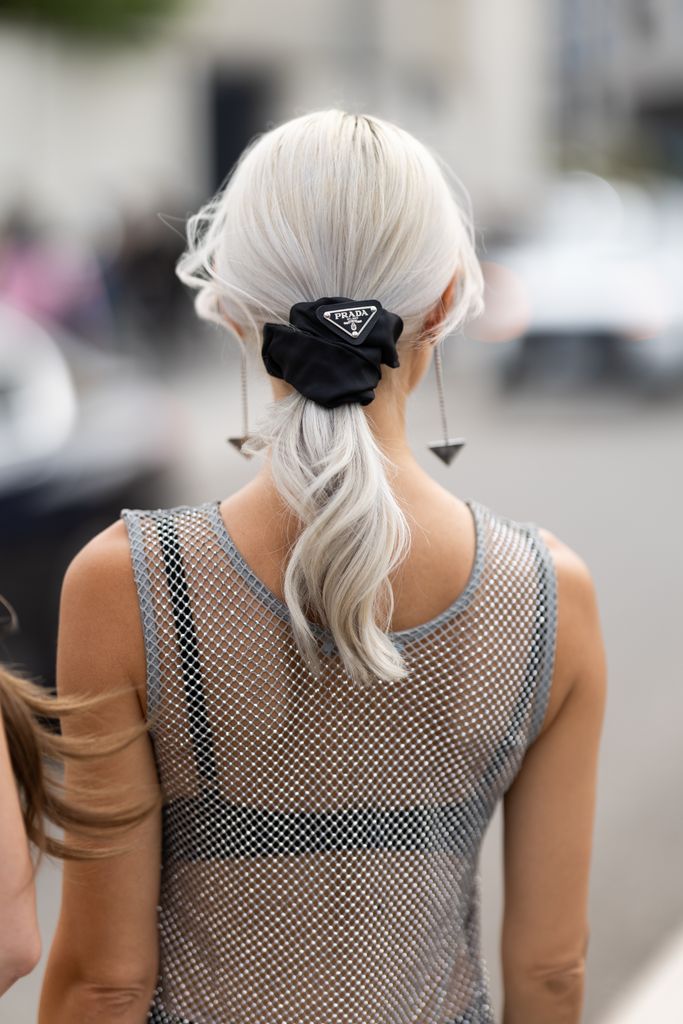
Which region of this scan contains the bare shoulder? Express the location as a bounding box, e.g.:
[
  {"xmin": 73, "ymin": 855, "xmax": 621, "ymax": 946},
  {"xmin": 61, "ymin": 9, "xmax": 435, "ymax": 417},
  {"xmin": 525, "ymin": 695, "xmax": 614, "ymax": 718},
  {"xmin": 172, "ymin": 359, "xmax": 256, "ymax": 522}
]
[
  {"xmin": 63, "ymin": 517, "xmax": 134, "ymax": 586},
  {"xmin": 59, "ymin": 517, "xmax": 146, "ymax": 707},
  {"xmin": 537, "ymin": 525, "xmax": 601, "ymax": 626},
  {"xmin": 533, "ymin": 526, "xmax": 606, "ymax": 738},
  {"xmin": 61, "ymin": 518, "xmax": 138, "ymax": 629}
]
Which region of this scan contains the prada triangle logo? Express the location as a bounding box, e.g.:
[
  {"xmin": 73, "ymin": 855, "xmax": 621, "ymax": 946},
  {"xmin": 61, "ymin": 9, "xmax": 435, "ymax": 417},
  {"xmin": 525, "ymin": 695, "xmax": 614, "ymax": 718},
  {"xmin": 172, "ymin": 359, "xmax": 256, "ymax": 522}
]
[{"xmin": 316, "ymin": 302, "xmax": 380, "ymax": 344}]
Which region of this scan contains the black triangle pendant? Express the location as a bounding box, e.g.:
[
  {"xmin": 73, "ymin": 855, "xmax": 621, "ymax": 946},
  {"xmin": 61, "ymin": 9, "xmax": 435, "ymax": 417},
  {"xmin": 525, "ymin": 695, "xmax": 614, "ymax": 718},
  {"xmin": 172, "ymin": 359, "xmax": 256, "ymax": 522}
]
[
  {"xmin": 428, "ymin": 438, "xmax": 466, "ymax": 465},
  {"xmin": 227, "ymin": 436, "xmax": 254, "ymax": 459}
]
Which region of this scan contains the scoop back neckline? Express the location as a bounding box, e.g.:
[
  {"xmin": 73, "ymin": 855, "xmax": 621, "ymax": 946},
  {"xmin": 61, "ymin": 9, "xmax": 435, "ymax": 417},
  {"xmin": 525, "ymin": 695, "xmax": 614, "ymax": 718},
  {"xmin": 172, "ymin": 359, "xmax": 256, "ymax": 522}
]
[{"xmin": 206, "ymin": 496, "xmax": 486, "ymax": 646}]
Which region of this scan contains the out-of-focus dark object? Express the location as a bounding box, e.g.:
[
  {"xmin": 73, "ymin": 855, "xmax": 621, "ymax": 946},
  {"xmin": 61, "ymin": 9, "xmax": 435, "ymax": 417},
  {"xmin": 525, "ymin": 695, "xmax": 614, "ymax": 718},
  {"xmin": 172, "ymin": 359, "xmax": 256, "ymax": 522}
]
[
  {"xmin": 210, "ymin": 68, "xmax": 273, "ymax": 191},
  {"xmin": 108, "ymin": 206, "xmax": 193, "ymax": 356},
  {"xmin": 0, "ymin": 302, "xmax": 184, "ymax": 687},
  {"xmin": 474, "ymin": 172, "xmax": 683, "ymax": 396},
  {"xmin": 0, "ymin": 0, "xmax": 182, "ymax": 39},
  {"xmin": 637, "ymin": 98, "xmax": 683, "ymax": 178}
]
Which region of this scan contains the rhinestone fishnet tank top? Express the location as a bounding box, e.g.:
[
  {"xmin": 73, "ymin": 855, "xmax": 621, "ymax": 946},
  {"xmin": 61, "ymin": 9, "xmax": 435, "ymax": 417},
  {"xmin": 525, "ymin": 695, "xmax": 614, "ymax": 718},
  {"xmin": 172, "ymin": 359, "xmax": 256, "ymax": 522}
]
[{"xmin": 120, "ymin": 496, "xmax": 557, "ymax": 1024}]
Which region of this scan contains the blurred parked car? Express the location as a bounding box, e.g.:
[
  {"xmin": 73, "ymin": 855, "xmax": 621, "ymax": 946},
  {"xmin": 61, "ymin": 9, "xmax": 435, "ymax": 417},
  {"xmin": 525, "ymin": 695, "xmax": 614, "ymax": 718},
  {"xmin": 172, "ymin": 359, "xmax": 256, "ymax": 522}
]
[
  {"xmin": 0, "ymin": 302, "xmax": 185, "ymax": 686},
  {"xmin": 474, "ymin": 172, "xmax": 683, "ymax": 395}
]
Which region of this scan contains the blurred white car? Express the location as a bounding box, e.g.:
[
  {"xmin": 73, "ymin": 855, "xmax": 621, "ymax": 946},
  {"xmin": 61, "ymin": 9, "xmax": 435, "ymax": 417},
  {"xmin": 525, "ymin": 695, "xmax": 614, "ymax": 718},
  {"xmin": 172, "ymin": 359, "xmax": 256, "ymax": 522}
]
[
  {"xmin": 0, "ymin": 302, "xmax": 183, "ymax": 506},
  {"xmin": 472, "ymin": 171, "xmax": 683, "ymax": 393}
]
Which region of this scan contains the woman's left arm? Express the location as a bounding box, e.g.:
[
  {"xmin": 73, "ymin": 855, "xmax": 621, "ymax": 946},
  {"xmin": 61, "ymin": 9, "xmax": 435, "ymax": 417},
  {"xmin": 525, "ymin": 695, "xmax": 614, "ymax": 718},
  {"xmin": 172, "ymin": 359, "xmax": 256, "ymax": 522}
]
[{"xmin": 39, "ymin": 520, "xmax": 162, "ymax": 1024}]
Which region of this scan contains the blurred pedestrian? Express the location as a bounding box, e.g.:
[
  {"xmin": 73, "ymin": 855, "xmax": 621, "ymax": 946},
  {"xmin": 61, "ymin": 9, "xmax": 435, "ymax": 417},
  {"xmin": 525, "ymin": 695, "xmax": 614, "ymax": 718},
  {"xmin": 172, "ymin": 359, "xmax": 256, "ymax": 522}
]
[{"xmin": 0, "ymin": 208, "xmax": 112, "ymax": 340}]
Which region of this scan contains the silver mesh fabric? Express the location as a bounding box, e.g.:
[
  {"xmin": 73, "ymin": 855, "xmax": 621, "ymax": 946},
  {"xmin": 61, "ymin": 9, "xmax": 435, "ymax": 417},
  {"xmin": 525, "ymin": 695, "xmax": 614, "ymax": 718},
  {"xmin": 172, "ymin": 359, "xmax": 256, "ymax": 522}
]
[{"xmin": 121, "ymin": 497, "xmax": 557, "ymax": 1024}]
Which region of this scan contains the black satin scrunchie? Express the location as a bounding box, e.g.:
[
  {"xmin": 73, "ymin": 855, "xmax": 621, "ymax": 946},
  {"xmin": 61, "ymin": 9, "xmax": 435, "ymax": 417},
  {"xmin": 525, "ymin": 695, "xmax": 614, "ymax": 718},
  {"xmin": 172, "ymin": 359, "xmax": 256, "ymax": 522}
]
[{"xmin": 262, "ymin": 296, "xmax": 403, "ymax": 409}]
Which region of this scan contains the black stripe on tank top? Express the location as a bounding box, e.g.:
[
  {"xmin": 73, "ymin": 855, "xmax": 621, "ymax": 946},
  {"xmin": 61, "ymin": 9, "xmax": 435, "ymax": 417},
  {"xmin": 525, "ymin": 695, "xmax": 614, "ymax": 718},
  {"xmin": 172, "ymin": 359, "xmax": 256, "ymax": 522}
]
[
  {"xmin": 164, "ymin": 788, "xmax": 488, "ymax": 861},
  {"xmin": 148, "ymin": 1006, "xmax": 479, "ymax": 1024},
  {"xmin": 157, "ymin": 517, "xmax": 220, "ymax": 786}
]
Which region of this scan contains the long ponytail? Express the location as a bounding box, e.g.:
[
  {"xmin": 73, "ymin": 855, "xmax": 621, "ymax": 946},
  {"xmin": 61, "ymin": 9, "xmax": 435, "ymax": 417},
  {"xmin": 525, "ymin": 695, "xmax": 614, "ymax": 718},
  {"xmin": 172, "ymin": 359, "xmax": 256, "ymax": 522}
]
[
  {"xmin": 176, "ymin": 109, "xmax": 484, "ymax": 686},
  {"xmin": 239, "ymin": 393, "xmax": 412, "ymax": 685}
]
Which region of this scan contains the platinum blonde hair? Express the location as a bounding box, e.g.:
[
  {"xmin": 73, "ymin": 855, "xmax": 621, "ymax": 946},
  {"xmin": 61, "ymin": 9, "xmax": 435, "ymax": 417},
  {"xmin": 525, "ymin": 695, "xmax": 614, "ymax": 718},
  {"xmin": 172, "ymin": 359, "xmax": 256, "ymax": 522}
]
[{"xmin": 176, "ymin": 109, "xmax": 484, "ymax": 688}]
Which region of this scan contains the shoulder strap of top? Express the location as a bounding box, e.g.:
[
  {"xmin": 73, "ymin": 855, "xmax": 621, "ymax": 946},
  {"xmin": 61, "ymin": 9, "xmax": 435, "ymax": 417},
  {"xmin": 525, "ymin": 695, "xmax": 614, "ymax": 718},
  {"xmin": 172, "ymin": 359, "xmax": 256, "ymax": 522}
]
[
  {"xmin": 522, "ymin": 519, "xmax": 559, "ymax": 746},
  {"xmin": 121, "ymin": 504, "xmax": 221, "ymax": 789},
  {"xmin": 468, "ymin": 501, "xmax": 559, "ymax": 754}
]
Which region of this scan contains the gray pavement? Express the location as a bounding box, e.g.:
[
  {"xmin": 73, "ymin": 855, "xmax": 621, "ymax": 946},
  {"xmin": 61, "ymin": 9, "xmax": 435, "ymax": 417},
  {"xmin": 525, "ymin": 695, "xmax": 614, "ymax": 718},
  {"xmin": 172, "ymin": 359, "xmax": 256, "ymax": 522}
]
[{"xmin": 3, "ymin": 333, "xmax": 682, "ymax": 1022}]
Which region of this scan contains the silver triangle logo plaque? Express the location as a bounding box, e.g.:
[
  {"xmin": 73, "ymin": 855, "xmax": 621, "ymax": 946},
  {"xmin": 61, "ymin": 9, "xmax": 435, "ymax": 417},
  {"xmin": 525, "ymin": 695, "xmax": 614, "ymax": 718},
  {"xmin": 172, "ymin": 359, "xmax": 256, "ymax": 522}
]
[{"xmin": 322, "ymin": 305, "xmax": 378, "ymax": 343}]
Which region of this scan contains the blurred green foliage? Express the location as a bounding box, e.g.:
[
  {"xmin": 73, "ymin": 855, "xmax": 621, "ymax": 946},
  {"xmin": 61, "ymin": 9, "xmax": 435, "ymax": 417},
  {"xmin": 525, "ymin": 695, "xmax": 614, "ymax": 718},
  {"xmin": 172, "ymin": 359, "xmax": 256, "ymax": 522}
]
[{"xmin": 0, "ymin": 0, "xmax": 182, "ymax": 39}]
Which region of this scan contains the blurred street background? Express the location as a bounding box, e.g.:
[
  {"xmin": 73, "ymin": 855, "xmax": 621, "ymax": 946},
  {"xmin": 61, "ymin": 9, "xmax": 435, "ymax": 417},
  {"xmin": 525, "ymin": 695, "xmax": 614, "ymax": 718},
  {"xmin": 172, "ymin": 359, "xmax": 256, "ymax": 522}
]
[{"xmin": 1, "ymin": 0, "xmax": 682, "ymax": 1021}]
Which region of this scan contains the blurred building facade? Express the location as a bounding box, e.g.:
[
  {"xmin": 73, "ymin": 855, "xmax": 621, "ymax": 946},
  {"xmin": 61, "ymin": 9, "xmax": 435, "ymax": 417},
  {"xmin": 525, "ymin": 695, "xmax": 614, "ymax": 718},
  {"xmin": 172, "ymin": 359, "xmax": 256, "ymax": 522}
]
[
  {"xmin": 559, "ymin": 0, "xmax": 683, "ymax": 172},
  {"xmin": 0, "ymin": 0, "xmax": 554, "ymax": 239}
]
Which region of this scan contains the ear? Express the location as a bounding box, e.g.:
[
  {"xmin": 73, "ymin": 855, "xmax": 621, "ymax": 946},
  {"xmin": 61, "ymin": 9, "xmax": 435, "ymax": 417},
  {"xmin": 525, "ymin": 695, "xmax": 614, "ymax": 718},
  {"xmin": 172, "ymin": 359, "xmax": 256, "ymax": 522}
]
[
  {"xmin": 422, "ymin": 272, "xmax": 457, "ymax": 338},
  {"xmin": 226, "ymin": 319, "xmax": 245, "ymax": 339},
  {"xmin": 216, "ymin": 297, "xmax": 245, "ymax": 338}
]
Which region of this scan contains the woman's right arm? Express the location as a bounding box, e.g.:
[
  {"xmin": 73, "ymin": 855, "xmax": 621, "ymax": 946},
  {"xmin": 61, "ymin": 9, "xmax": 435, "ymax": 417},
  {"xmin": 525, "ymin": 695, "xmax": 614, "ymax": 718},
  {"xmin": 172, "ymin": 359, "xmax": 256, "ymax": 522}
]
[
  {"xmin": 0, "ymin": 705, "xmax": 41, "ymax": 994},
  {"xmin": 501, "ymin": 531, "xmax": 608, "ymax": 1024}
]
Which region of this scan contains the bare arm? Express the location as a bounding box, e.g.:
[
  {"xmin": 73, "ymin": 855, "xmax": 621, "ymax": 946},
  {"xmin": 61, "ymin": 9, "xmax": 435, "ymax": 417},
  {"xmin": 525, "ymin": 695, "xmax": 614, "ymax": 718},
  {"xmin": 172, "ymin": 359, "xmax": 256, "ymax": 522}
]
[
  {"xmin": 501, "ymin": 532, "xmax": 607, "ymax": 1024},
  {"xmin": 38, "ymin": 520, "xmax": 161, "ymax": 1024},
  {"xmin": 0, "ymin": 705, "xmax": 41, "ymax": 994}
]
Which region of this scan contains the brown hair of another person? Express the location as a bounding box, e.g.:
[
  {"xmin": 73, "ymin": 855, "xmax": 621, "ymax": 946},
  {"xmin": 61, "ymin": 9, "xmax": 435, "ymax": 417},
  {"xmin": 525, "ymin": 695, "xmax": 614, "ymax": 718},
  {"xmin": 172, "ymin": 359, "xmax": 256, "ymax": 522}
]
[{"xmin": 0, "ymin": 594, "xmax": 161, "ymax": 868}]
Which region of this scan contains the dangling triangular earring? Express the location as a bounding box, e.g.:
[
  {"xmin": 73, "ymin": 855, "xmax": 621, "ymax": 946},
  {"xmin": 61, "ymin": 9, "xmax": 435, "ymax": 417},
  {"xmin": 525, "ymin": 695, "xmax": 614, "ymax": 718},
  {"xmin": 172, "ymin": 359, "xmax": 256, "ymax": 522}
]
[
  {"xmin": 427, "ymin": 343, "xmax": 466, "ymax": 465},
  {"xmin": 226, "ymin": 345, "xmax": 255, "ymax": 459}
]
